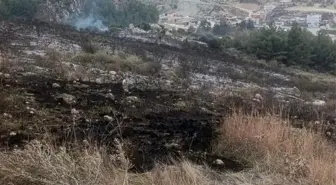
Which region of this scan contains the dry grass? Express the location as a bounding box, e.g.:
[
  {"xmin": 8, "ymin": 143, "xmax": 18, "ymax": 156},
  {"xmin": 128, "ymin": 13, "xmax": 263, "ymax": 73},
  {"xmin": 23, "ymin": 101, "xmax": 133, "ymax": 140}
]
[
  {"xmin": 0, "ymin": 140, "xmax": 211, "ymax": 185},
  {"xmin": 215, "ymin": 112, "xmax": 336, "ymax": 185},
  {"xmin": 71, "ymin": 51, "xmax": 161, "ymax": 76}
]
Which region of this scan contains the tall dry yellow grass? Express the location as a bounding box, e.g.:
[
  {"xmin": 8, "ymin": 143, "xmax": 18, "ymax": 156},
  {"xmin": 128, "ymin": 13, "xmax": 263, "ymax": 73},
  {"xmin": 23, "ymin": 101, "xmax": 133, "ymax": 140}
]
[
  {"xmin": 215, "ymin": 112, "xmax": 336, "ymax": 185},
  {"xmin": 0, "ymin": 140, "xmax": 211, "ymax": 185}
]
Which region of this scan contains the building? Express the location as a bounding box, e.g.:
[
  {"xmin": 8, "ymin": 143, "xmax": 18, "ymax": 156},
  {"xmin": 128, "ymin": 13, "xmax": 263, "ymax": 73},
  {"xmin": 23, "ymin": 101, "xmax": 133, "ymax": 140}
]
[
  {"xmin": 251, "ymin": 12, "xmax": 265, "ymax": 25},
  {"xmin": 306, "ymin": 14, "xmax": 322, "ymax": 28},
  {"xmin": 279, "ymin": 0, "xmax": 292, "ymax": 7}
]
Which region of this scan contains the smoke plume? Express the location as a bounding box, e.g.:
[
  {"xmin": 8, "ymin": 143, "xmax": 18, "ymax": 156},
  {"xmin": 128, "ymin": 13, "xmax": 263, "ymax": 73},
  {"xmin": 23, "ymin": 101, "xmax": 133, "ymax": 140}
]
[
  {"xmin": 74, "ymin": 14, "xmax": 108, "ymax": 31},
  {"xmin": 72, "ymin": 0, "xmax": 109, "ymax": 32}
]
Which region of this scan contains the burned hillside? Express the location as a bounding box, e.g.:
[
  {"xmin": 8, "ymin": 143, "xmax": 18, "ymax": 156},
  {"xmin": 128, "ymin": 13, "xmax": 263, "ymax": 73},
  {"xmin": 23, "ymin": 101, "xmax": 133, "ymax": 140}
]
[{"xmin": 0, "ymin": 19, "xmax": 335, "ymax": 184}]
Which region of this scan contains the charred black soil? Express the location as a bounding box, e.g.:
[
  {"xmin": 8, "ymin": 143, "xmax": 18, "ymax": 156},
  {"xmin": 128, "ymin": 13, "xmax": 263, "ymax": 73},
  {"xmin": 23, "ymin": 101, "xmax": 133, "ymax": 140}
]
[{"xmin": 0, "ymin": 74, "xmax": 245, "ymax": 173}]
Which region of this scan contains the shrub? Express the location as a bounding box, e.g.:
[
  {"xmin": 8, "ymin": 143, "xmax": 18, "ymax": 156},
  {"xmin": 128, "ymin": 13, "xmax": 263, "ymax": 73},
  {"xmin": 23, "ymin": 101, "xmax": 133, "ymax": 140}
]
[{"xmin": 80, "ymin": 41, "xmax": 100, "ymax": 54}]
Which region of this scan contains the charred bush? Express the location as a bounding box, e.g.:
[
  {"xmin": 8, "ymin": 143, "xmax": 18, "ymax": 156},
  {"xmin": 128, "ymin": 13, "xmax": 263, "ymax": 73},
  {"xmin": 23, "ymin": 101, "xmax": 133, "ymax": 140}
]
[{"xmin": 80, "ymin": 40, "xmax": 100, "ymax": 54}]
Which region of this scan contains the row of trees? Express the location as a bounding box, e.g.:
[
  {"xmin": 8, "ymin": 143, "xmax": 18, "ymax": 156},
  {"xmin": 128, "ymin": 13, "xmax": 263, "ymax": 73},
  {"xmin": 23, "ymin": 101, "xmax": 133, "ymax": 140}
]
[{"xmin": 224, "ymin": 22, "xmax": 336, "ymax": 73}]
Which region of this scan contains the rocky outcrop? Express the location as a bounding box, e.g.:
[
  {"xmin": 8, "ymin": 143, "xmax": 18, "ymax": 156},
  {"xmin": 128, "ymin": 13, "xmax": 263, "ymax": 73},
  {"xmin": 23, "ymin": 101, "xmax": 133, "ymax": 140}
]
[{"xmin": 35, "ymin": 0, "xmax": 85, "ymax": 23}]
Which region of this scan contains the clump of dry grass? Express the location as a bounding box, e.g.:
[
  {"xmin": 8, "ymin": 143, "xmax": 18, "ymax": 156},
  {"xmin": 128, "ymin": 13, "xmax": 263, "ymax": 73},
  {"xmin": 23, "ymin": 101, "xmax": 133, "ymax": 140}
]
[
  {"xmin": 71, "ymin": 51, "xmax": 161, "ymax": 76},
  {"xmin": 0, "ymin": 140, "xmax": 211, "ymax": 185},
  {"xmin": 215, "ymin": 112, "xmax": 336, "ymax": 185},
  {"xmin": 149, "ymin": 162, "xmax": 210, "ymax": 185}
]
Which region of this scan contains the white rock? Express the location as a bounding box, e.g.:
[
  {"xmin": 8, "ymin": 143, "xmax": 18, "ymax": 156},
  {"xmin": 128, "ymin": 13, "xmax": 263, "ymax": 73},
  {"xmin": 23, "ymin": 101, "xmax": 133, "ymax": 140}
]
[
  {"xmin": 254, "ymin": 93, "xmax": 263, "ymax": 100},
  {"xmin": 213, "ymin": 159, "xmax": 225, "ymax": 165},
  {"xmin": 122, "ymin": 79, "xmax": 129, "ymax": 92},
  {"xmin": 9, "ymin": 132, "xmax": 17, "ymax": 136},
  {"xmin": 326, "ymin": 131, "xmax": 333, "ymax": 137},
  {"xmin": 174, "ymin": 101, "xmax": 187, "ymax": 108},
  {"xmin": 4, "ymin": 73, "xmax": 10, "ymax": 78},
  {"xmin": 3, "ymin": 113, "xmax": 12, "ymax": 118},
  {"xmin": 109, "ymin": 71, "xmax": 117, "ymax": 76},
  {"xmin": 126, "ymin": 96, "xmax": 140, "ymax": 103},
  {"xmin": 71, "ymin": 108, "xmax": 79, "ymax": 115},
  {"xmin": 252, "ymin": 98, "xmax": 261, "ymax": 103},
  {"xmin": 61, "ymin": 93, "xmax": 76, "ymax": 105},
  {"xmin": 104, "ymin": 115, "xmax": 113, "ymax": 122},
  {"xmin": 26, "ymin": 107, "xmax": 36, "ymax": 114},
  {"xmin": 52, "ymin": 83, "xmax": 61, "ymax": 88},
  {"xmin": 312, "ymin": 100, "xmax": 326, "ymax": 106},
  {"xmin": 106, "ymin": 93, "xmax": 115, "ymax": 100},
  {"xmin": 122, "ymin": 78, "xmax": 135, "ymax": 93},
  {"xmin": 95, "ymin": 78, "xmax": 103, "ymax": 84}
]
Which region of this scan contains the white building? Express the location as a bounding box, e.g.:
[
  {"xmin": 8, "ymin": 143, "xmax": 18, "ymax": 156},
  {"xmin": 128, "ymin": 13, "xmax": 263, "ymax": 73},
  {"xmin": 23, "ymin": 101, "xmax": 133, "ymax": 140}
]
[{"xmin": 306, "ymin": 14, "xmax": 322, "ymax": 28}]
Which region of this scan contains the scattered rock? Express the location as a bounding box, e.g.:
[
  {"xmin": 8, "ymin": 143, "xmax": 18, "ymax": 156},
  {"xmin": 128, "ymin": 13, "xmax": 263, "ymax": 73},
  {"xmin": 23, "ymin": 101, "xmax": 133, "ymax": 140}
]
[
  {"xmin": 26, "ymin": 107, "xmax": 37, "ymax": 114},
  {"xmin": 95, "ymin": 78, "xmax": 103, "ymax": 84},
  {"xmin": 109, "ymin": 71, "xmax": 117, "ymax": 76},
  {"xmin": 106, "ymin": 93, "xmax": 115, "ymax": 100},
  {"xmin": 4, "ymin": 73, "xmax": 10, "ymax": 78},
  {"xmin": 61, "ymin": 93, "xmax": 76, "ymax": 105},
  {"xmin": 314, "ymin": 121, "xmax": 321, "ymax": 125},
  {"xmin": 104, "ymin": 115, "xmax": 113, "ymax": 122},
  {"xmin": 254, "ymin": 93, "xmax": 263, "ymax": 101},
  {"xmin": 52, "ymin": 83, "xmax": 61, "ymax": 88},
  {"xmin": 312, "ymin": 100, "xmax": 326, "ymax": 106},
  {"xmin": 3, "ymin": 113, "xmax": 12, "ymax": 119},
  {"xmin": 78, "ymin": 84, "xmax": 89, "ymax": 89},
  {"xmin": 126, "ymin": 96, "xmax": 141, "ymax": 104},
  {"xmin": 252, "ymin": 98, "xmax": 261, "ymax": 103},
  {"xmin": 71, "ymin": 108, "xmax": 80, "ymax": 115},
  {"xmin": 122, "ymin": 78, "xmax": 135, "ymax": 93},
  {"xmin": 174, "ymin": 101, "xmax": 187, "ymax": 109},
  {"xmin": 293, "ymin": 86, "xmax": 300, "ymax": 95},
  {"xmin": 213, "ymin": 159, "xmax": 225, "ymax": 166}
]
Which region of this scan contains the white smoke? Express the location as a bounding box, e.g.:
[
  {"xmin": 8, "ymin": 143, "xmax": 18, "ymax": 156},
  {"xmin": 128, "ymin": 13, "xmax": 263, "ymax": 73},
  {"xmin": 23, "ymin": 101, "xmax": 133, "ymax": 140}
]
[{"xmin": 74, "ymin": 14, "xmax": 109, "ymax": 31}]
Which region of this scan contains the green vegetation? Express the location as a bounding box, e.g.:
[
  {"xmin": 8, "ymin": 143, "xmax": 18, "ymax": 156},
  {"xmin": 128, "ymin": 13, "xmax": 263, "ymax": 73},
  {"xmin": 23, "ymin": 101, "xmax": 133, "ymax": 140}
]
[
  {"xmin": 0, "ymin": 0, "xmax": 159, "ymax": 27},
  {"xmin": 83, "ymin": 0, "xmax": 159, "ymax": 27},
  {"xmin": 209, "ymin": 22, "xmax": 336, "ymax": 74},
  {"xmin": 0, "ymin": 0, "xmax": 40, "ymax": 20}
]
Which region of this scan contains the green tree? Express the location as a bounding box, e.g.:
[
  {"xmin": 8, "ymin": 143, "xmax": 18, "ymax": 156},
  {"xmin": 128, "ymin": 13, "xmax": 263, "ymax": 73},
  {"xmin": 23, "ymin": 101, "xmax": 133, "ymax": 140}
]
[
  {"xmin": 213, "ymin": 22, "xmax": 232, "ymax": 36},
  {"xmin": 286, "ymin": 22, "xmax": 313, "ymax": 66},
  {"xmin": 311, "ymin": 31, "xmax": 336, "ymax": 72},
  {"xmin": 82, "ymin": 0, "xmax": 159, "ymax": 27}
]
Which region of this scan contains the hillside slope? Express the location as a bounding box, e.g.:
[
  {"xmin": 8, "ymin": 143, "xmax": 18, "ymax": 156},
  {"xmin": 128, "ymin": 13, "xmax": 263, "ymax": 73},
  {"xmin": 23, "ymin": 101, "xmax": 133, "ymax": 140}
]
[{"xmin": 0, "ymin": 19, "xmax": 335, "ymax": 184}]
